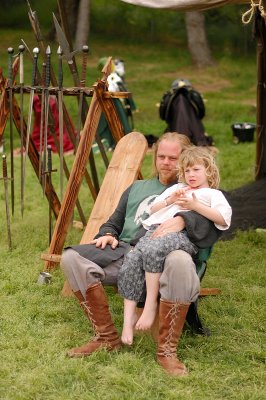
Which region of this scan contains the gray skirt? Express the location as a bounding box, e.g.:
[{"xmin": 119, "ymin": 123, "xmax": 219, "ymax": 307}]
[{"xmin": 118, "ymin": 227, "xmax": 197, "ymax": 302}]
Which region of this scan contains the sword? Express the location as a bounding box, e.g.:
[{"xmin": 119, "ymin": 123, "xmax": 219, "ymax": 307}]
[
  {"xmin": 39, "ymin": 61, "xmax": 46, "ymax": 182},
  {"xmin": 24, "ymin": 47, "xmax": 39, "ymax": 178},
  {"xmin": 1, "ymin": 154, "xmax": 12, "ymax": 251},
  {"xmin": 76, "ymin": 44, "xmax": 89, "ymax": 150},
  {"xmin": 45, "ymin": 145, "xmax": 57, "ymax": 244},
  {"xmin": 42, "ymin": 46, "xmax": 51, "ymax": 192},
  {"xmin": 7, "ymin": 47, "xmax": 15, "ymax": 215},
  {"xmin": 22, "ymin": 47, "xmax": 39, "ymax": 213},
  {"xmin": 47, "ymin": 145, "xmax": 52, "ymax": 244},
  {"xmin": 18, "ymin": 44, "xmax": 25, "ymax": 217},
  {"xmin": 57, "ymin": 45, "xmax": 64, "ymax": 200}
]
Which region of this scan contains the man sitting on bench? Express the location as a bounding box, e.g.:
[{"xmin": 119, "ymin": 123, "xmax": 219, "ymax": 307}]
[{"xmin": 60, "ymin": 132, "xmax": 220, "ymax": 377}]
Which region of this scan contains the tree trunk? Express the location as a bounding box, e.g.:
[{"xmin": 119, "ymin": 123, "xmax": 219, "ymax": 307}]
[
  {"xmin": 185, "ymin": 11, "xmax": 214, "ymax": 68},
  {"xmin": 63, "ymin": 0, "xmax": 80, "ymax": 38},
  {"xmin": 75, "ymin": 0, "xmax": 91, "ymax": 49},
  {"xmin": 46, "ymin": 0, "xmax": 79, "ymax": 42}
]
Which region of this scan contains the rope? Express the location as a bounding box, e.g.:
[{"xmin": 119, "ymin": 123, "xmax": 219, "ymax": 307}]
[
  {"xmin": 242, "ymin": 1, "xmax": 266, "ymax": 24},
  {"xmin": 163, "ymin": 303, "xmax": 180, "ymax": 358},
  {"xmin": 81, "ymin": 301, "xmax": 100, "ymax": 340}
]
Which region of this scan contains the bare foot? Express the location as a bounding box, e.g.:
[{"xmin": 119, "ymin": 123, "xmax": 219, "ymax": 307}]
[
  {"xmin": 121, "ymin": 313, "xmax": 138, "ymax": 346},
  {"xmin": 135, "ymin": 303, "xmax": 158, "ymax": 331}
]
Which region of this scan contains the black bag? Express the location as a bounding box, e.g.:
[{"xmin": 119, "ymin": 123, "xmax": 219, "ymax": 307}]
[{"xmin": 159, "ymin": 86, "xmax": 205, "ymax": 122}]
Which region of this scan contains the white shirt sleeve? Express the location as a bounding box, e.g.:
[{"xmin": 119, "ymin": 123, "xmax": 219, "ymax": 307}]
[{"xmin": 210, "ymin": 190, "xmax": 232, "ymax": 230}]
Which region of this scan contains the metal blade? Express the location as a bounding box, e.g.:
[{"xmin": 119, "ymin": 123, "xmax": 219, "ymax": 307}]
[
  {"xmin": 43, "ymin": 91, "xmax": 49, "ymax": 193},
  {"xmin": 57, "ymin": 46, "xmax": 64, "ymax": 200},
  {"xmin": 76, "ymin": 45, "xmax": 89, "ymax": 149},
  {"xmin": 42, "ymin": 46, "xmax": 51, "ymax": 193},
  {"xmin": 39, "ymin": 62, "xmax": 46, "ymax": 182},
  {"xmin": 23, "ymin": 89, "xmax": 34, "ymax": 190},
  {"xmin": 58, "ymin": 90, "xmax": 64, "ymax": 200},
  {"xmin": 53, "ymin": 13, "xmax": 75, "ymax": 63},
  {"xmin": 47, "ymin": 145, "xmax": 53, "ymax": 245},
  {"xmin": 18, "ymin": 44, "xmax": 25, "ymax": 217},
  {"xmin": 2, "ymin": 154, "xmax": 12, "ymax": 250},
  {"xmin": 7, "ymin": 47, "xmax": 15, "ymax": 216},
  {"xmin": 23, "ymin": 47, "xmax": 39, "ymax": 184}
]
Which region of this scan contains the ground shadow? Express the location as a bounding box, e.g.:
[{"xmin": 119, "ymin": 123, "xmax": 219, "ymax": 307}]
[{"xmin": 222, "ymin": 178, "xmax": 266, "ymax": 240}]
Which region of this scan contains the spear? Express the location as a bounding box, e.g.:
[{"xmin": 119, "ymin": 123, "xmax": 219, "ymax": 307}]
[
  {"xmin": 52, "ymin": 13, "xmax": 80, "ymax": 84},
  {"xmin": 26, "ymin": 0, "xmax": 43, "ymax": 43},
  {"xmin": 7, "ymin": 47, "xmax": 15, "ymax": 215},
  {"xmin": 1, "ymin": 154, "xmax": 12, "ymax": 251},
  {"xmin": 18, "ymin": 44, "xmax": 25, "ymax": 217}
]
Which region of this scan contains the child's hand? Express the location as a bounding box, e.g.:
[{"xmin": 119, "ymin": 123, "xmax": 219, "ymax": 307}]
[
  {"xmin": 167, "ymin": 187, "xmax": 190, "ymax": 204},
  {"xmin": 174, "ymin": 192, "xmax": 198, "ymax": 210}
]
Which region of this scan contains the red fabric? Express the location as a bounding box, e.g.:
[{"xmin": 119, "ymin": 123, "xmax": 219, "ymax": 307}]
[{"xmin": 31, "ymin": 95, "xmax": 75, "ymax": 153}]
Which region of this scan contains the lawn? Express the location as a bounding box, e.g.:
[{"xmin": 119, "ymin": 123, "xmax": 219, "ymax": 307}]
[{"xmin": 0, "ymin": 26, "xmax": 265, "ymax": 400}]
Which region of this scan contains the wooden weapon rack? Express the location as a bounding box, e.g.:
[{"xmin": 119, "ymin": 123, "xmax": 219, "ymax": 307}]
[{"xmin": 0, "ymin": 55, "xmax": 133, "ymax": 269}]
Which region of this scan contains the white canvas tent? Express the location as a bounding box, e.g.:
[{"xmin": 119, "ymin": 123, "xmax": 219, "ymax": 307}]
[
  {"xmin": 121, "ymin": 0, "xmax": 249, "ymax": 12},
  {"xmin": 121, "ymin": 0, "xmax": 266, "ymax": 180}
]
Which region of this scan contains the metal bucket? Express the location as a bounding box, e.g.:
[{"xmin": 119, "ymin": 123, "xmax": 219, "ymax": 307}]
[
  {"xmin": 37, "ymin": 271, "xmax": 52, "ymax": 285},
  {"xmin": 231, "ymin": 123, "xmax": 255, "ymax": 144}
]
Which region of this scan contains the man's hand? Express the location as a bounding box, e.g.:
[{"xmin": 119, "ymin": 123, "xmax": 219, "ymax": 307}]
[
  {"xmin": 88, "ymin": 235, "xmax": 119, "ymax": 249},
  {"xmin": 150, "ymin": 216, "xmax": 185, "ymax": 238}
]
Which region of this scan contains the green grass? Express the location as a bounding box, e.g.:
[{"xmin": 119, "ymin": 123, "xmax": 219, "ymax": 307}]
[{"xmin": 0, "ymin": 29, "xmax": 266, "ymax": 400}]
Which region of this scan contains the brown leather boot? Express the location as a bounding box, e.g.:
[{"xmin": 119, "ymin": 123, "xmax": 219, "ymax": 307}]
[
  {"xmin": 67, "ymin": 282, "xmax": 121, "ymax": 357},
  {"xmin": 156, "ymin": 299, "xmax": 190, "ymax": 376},
  {"xmin": 73, "ymin": 290, "xmax": 85, "ymax": 303},
  {"xmin": 73, "ymin": 290, "xmax": 89, "ymax": 317}
]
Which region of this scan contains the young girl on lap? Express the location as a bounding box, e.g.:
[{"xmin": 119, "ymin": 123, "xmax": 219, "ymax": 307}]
[{"xmin": 118, "ymin": 146, "xmax": 232, "ymax": 345}]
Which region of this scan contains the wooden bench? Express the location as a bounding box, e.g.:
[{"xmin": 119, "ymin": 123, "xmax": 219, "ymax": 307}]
[{"xmin": 61, "ymin": 131, "xmax": 148, "ymax": 295}]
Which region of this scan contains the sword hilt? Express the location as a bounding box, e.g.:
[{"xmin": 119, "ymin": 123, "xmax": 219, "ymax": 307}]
[
  {"xmin": 32, "ymin": 47, "xmax": 39, "ymax": 86},
  {"xmin": 80, "ymin": 45, "xmax": 89, "ymax": 88},
  {"xmin": 1, "ymin": 154, "xmax": 12, "ymax": 181},
  {"xmin": 47, "ymin": 145, "xmax": 52, "ymax": 173},
  {"xmin": 7, "ymin": 47, "xmax": 14, "ymax": 87},
  {"xmin": 45, "ymin": 46, "xmax": 51, "ymax": 87},
  {"xmin": 57, "ymin": 46, "xmax": 63, "ymax": 89},
  {"xmin": 41, "ymin": 62, "xmax": 46, "ymax": 86},
  {"xmin": 42, "ymin": 145, "xmax": 56, "ymax": 176},
  {"xmin": 2, "ymin": 154, "xmax": 8, "ymax": 179},
  {"xmin": 18, "ymin": 44, "xmax": 25, "ymax": 85}
]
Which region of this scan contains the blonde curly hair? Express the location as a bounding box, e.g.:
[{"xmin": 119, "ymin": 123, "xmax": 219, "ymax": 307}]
[{"xmin": 177, "ymin": 146, "xmax": 220, "ymax": 189}]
